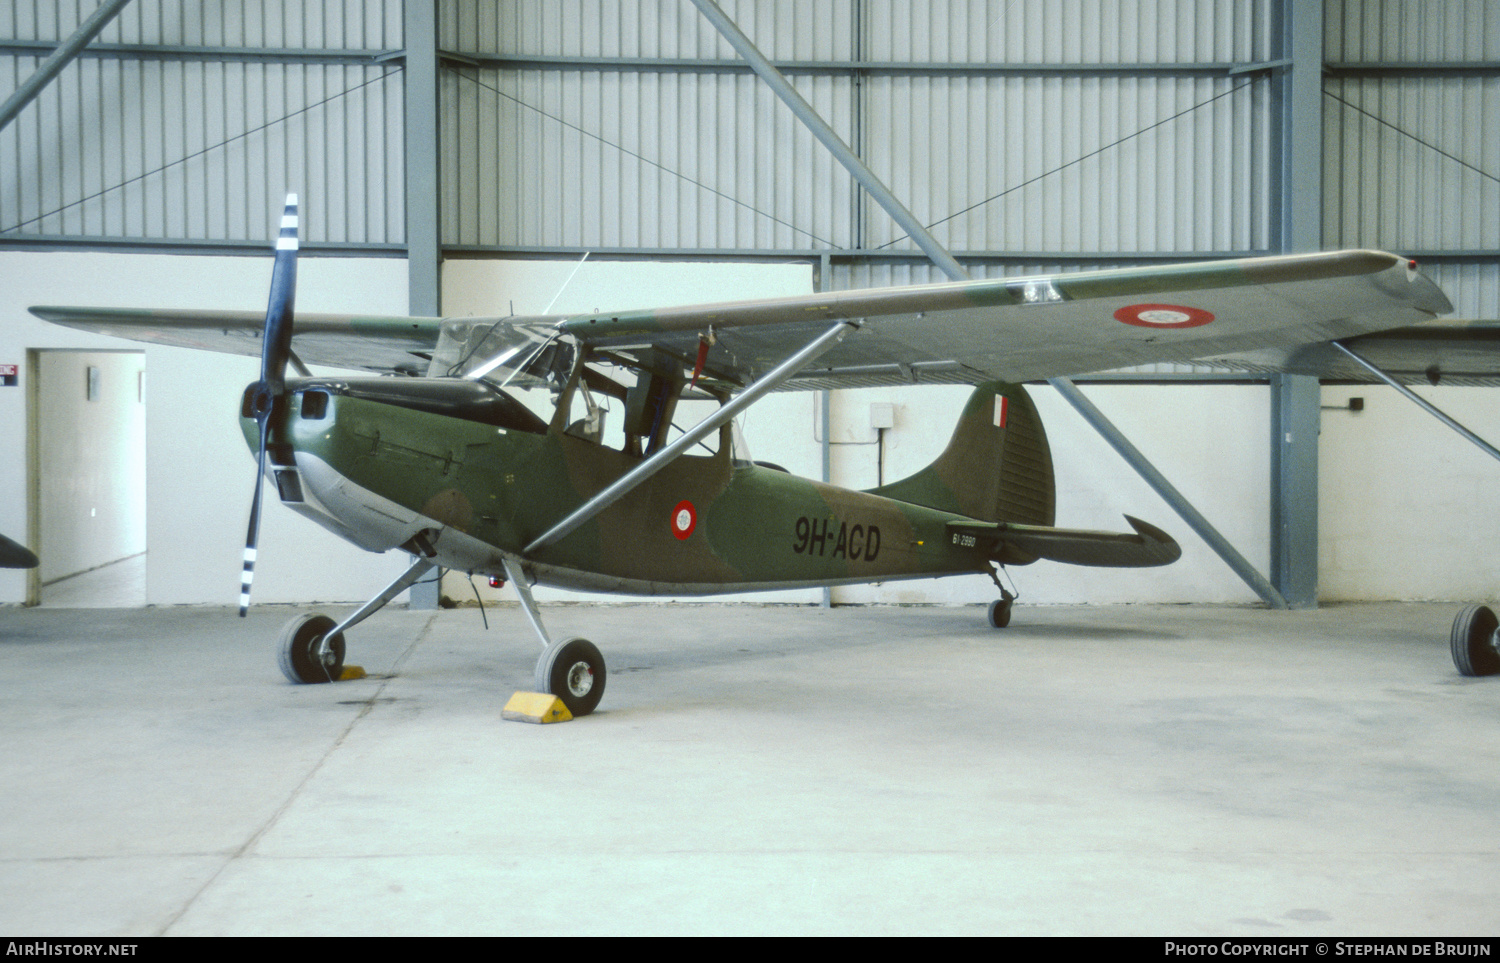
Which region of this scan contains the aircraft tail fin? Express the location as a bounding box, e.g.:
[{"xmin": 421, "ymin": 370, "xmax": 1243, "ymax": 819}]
[{"xmin": 869, "ymin": 382, "xmax": 1056, "ymax": 527}]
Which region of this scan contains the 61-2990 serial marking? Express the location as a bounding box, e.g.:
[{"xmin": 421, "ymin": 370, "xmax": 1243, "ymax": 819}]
[{"xmin": 793, "ymin": 517, "xmax": 881, "ymax": 561}]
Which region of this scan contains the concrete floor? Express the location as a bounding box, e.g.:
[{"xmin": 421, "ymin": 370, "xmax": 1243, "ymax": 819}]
[{"xmin": 0, "ymin": 600, "xmax": 1497, "ymax": 936}]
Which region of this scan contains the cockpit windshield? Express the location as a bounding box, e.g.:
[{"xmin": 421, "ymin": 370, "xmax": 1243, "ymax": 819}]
[{"xmin": 430, "ymin": 317, "xmax": 576, "ymax": 389}]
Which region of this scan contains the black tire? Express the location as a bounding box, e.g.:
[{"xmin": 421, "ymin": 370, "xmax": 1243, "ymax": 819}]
[
  {"xmin": 987, "ymin": 598, "xmax": 1012, "ymax": 629},
  {"xmin": 535, "ymin": 636, "xmax": 606, "ymax": 716},
  {"xmin": 1451, "ymin": 605, "xmax": 1500, "ymax": 677},
  {"xmin": 277, "ymin": 613, "xmax": 346, "ymax": 684}
]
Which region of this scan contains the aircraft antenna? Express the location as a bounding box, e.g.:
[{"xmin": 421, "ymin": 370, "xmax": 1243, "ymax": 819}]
[{"xmin": 542, "ymin": 251, "xmax": 590, "ymax": 315}]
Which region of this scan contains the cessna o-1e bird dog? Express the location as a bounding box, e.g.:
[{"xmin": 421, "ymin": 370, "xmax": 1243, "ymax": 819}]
[{"xmin": 33, "ymin": 196, "xmax": 1467, "ymax": 715}]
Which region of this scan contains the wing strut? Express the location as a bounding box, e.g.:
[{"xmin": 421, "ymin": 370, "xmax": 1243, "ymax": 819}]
[
  {"xmin": 523, "ymin": 320, "xmax": 855, "ymax": 555},
  {"xmin": 1332, "ymin": 341, "xmax": 1500, "ymax": 464}
]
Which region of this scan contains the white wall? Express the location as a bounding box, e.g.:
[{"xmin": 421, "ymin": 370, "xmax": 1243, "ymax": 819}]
[{"xmin": 1320, "ymin": 384, "xmax": 1500, "ymax": 602}]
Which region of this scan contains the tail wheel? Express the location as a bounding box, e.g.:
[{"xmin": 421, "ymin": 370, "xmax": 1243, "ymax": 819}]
[
  {"xmin": 536, "ymin": 636, "xmax": 606, "ymax": 716},
  {"xmin": 278, "ymin": 613, "xmax": 346, "ymax": 684},
  {"xmin": 1450, "ymin": 605, "xmax": 1500, "ymax": 677}
]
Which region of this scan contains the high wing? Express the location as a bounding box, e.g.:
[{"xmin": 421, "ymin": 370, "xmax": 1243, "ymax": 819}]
[
  {"xmin": 27, "ymin": 306, "xmax": 445, "ymax": 376},
  {"xmin": 433, "ymin": 249, "xmax": 1455, "ymax": 388},
  {"xmin": 33, "ymin": 249, "xmax": 1457, "ymax": 385}
]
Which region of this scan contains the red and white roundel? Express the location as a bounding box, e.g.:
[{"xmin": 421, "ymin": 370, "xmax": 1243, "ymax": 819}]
[
  {"xmin": 671, "ymin": 500, "xmax": 697, "ymax": 540},
  {"xmin": 1115, "ymin": 303, "xmax": 1215, "ymax": 329}
]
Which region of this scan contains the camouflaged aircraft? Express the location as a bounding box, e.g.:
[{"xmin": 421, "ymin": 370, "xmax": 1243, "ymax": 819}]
[{"xmin": 33, "ymin": 196, "xmax": 1481, "ymax": 715}]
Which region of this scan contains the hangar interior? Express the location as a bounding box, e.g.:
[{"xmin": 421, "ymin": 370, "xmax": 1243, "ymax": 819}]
[
  {"xmin": 2, "ymin": 0, "xmax": 1500, "ymax": 937},
  {"xmin": 2, "ymin": 0, "xmax": 1498, "ymax": 611}
]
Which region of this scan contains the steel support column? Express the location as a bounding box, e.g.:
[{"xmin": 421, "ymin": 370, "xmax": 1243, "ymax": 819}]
[
  {"xmin": 1267, "ymin": 0, "xmax": 1325, "ymax": 608},
  {"xmin": 404, "ymin": 1, "xmax": 441, "ymax": 609},
  {"xmin": 693, "ymin": 0, "xmax": 1287, "ymax": 607},
  {"xmin": 0, "ymin": 0, "xmax": 134, "ymax": 134},
  {"xmin": 1270, "ymin": 373, "xmax": 1320, "ymax": 607},
  {"xmin": 819, "ymin": 252, "xmax": 833, "ymax": 609}
]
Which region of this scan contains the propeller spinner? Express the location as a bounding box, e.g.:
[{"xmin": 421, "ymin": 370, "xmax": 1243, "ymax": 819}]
[{"xmin": 240, "ymin": 194, "xmax": 300, "ymax": 616}]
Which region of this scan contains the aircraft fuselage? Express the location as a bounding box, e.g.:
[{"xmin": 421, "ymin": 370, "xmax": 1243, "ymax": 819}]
[{"xmin": 241, "ymin": 378, "xmax": 993, "ymax": 595}]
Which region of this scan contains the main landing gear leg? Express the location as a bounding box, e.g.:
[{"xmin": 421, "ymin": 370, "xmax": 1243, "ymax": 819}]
[
  {"xmin": 986, "ymin": 566, "xmax": 1017, "ymax": 629},
  {"xmin": 501, "ymin": 557, "xmax": 606, "ymax": 716},
  {"xmin": 278, "ymin": 556, "xmax": 437, "ymax": 684}
]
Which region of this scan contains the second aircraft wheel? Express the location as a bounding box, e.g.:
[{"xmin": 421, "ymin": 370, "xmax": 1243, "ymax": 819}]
[
  {"xmin": 1450, "ymin": 604, "xmax": 1500, "ymax": 677},
  {"xmin": 277, "ymin": 613, "xmax": 346, "ymax": 684},
  {"xmin": 987, "ymin": 598, "xmax": 1012, "ymax": 629},
  {"xmin": 535, "ymin": 636, "xmax": 606, "ymax": 716}
]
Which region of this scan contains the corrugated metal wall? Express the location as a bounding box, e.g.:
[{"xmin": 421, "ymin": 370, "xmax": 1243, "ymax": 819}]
[
  {"xmin": 859, "ymin": 74, "xmax": 1265, "ymax": 256},
  {"xmin": 440, "ymin": 0, "xmax": 1278, "ymax": 288},
  {"xmin": 0, "ymin": 0, "xmax": 405, "ymax": 246},
  {"xmin": 1, "ymin": 1, "xmax": 1494, "ymax": 317},
  {"xmin": 441, "ymin": 67, "xmax": 855, "ymax": 251},
  {"xmin": 1324, "ymin": 0, "xmax": 1500, "ymax": 319}
]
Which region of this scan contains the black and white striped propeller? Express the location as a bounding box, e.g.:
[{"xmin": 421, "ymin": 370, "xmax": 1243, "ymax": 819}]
[{"xmin": 239, "ymin": 194, "xmax": 300, "ymax": 616}]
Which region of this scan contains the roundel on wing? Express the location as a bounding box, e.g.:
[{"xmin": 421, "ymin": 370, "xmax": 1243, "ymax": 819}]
[
  {"xmin": 1115, "ymin": 303, "xmax": 1215, "ymax": 329},
  {"xmin": 671, "ymin": 500, "xmax": 697, "ymax": 540}
]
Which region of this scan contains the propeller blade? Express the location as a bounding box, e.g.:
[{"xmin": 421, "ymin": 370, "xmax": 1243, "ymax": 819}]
[
  {"xmin": 240, "ymin": 193, "xmax": 299, "ymax": 617},
  {"xmin": 261, "ymin": 194, "xmax": 299, "ymax": 390},
  {"xmin": 240, "ymin": 427, "xmax": 268, "ymax": 615}
]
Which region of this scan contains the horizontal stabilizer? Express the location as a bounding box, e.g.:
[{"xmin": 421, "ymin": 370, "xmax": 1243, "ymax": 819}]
[{"xmin": 949, "ymin": 515, "xmax": 1181, "ymax": 568}]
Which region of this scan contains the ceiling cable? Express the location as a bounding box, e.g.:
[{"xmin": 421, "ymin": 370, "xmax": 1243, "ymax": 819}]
[{"xmin": 1, "ymin": 70, "xmax": 400, "ymax": 236}]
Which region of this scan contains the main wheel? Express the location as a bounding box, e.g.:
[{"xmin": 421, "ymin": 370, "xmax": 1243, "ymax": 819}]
[
  {"xmin": 535, "ymin": 636, "xmax": 606, "ymax": 716},
  {"xmin": 1450, "ymin": 604, "xmax": 1500, "ymax": 677},
  {"xmin": 277, "ymin": 613, "xmax": 346, "ymax": 684},
  {"xmin": 987, "ymin": 598, "xmax": 1012, "ymax": 629}
]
